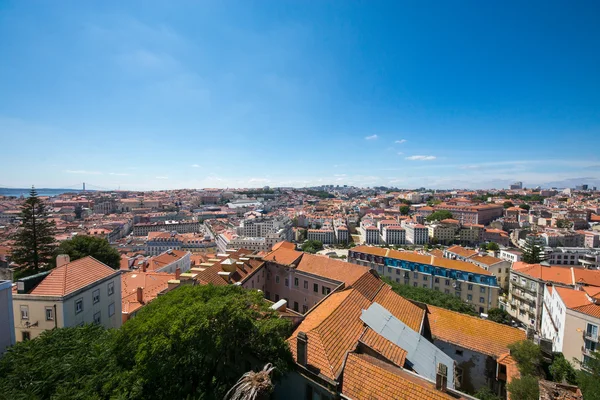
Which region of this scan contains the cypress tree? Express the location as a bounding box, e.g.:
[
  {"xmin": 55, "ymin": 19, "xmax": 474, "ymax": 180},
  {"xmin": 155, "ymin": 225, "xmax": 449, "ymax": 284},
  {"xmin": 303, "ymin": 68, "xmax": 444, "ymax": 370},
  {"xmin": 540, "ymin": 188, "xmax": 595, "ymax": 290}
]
[
  {"xmin": 521, "ymin": 235, "xmax": 547, "ymax": 264},
  {"xmin": 11, "ymin": 187, "xmax": 57, "ymax": 273}
]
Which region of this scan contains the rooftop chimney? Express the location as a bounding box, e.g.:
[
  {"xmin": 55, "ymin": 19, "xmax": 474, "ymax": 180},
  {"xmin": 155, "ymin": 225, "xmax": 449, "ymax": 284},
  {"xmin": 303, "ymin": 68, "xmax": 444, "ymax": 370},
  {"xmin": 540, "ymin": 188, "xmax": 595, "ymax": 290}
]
[
  {"xmin": 297, "ymin": 331, "xmax": 308, "ymax": 367},
  {"xmin": 136, "ymin": 287, "xmax": 144, "ymax": 304},
  {"xmin": 142, "ymin": 262, "xmax": 147, "ymax": 273},
  {"xmin": 435, "ymin": 363, "xmax": 448, "ymax": 392},
  {"xmin": 175, "ymin": 267, "xmax": 181, "ymax": 280},
  {"xmin": 56, "ymin": 254, "xmax": 70, "ymax": 268}
]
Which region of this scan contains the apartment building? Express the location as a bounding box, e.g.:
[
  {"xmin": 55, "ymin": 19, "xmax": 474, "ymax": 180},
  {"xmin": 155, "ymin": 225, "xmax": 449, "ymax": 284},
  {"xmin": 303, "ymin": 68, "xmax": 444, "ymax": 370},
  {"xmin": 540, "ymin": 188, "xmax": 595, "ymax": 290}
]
[
  {"xmin": 458, "ymin": 224, "xmax": 484, "ymax": 244},
  {"xmin": 349, "ymin": 246, "xmax": 500, "ymax": 313},
  {"xmin": 428, "ymin": 222, "xmax": 458, "ymax": 245},
  {"xmin": 545, "ymin": 247, "xmax": 600, "ymax": 267},
  {"xmin": 469, "ymin": 255, "xmax": 512, "ymax": 290},
  {"xmin": 444, "ymin": 245, "xmax": 478, "ymax": 261},
  {"xmin": 382, "ymin": 225, "xmax": 406, "ymax": 245},
  {"xmin": 402, "ymin": 221, "xmax": 429, "ymax": 245},
  {"xmin": 306, "ymin": 228, "xmax": 336, "ymax": 244},
  {"xmin": 506, "ymin": 262, "xmax": 600, "ymax": 331},
  {"xmin": 133, "ymin": 220, "xmax": 200, "ymax": 236},
  {"xmin": 333, "ymin": 221, "xmax": 349, "ymax": 244},
  {"xmin": 12, "ymin": 255, "xmax": 122, "ymax": 342},
  {"xmin": 237, "ymin": 214, "xmax": 292, "ymax": 239},
  {"xmin": 541, "ymin": 231, "xmax": 585, "ymax": 248},
  {"xmin": 541, "ymin": 285, "xmax": 600, "ymax": 369},
  {"xmin": 483, "ymin": 228, "xmax": 510, "ymax": 247},
  {"xmin": 148, "ymin": 249, "xmax": 191, "ymax": 274},
  {"xmin": 145, "ymin": 231, "xmax": 215, "ymax": 255},
  {"xmin": 359, "ymin": 222, "xmax": 380, "ymax": 244},
  {"xmin": 419, "ymin": 204, "xmax": 504, "ymax": 225},
  {"xmin": 500, "ymin": 249, "xmax": 522, "ymax": 263},
  {"xmin": 0, "ymin": 280, "xmax": 15, "ymax": 354}
]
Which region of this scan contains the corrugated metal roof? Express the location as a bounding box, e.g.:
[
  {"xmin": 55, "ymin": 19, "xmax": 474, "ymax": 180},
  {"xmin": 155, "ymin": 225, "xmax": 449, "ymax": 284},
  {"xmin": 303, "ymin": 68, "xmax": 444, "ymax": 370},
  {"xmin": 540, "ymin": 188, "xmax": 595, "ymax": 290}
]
[{"xmin": 361, "ymin": 302, "xmax": 455, "ymax": 389}]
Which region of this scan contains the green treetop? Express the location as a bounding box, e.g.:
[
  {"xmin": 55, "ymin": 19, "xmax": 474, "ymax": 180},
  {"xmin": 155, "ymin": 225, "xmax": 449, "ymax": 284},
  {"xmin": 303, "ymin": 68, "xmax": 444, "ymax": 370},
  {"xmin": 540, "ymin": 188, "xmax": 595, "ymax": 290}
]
[{"xmin": 55, "ymin": 235, "xmax": 121, "ymax": 269}]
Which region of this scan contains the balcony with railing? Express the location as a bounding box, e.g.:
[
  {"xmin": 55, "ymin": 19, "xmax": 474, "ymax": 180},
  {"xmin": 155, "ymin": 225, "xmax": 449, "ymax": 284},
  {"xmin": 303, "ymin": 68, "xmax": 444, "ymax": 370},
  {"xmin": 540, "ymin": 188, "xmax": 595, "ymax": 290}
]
[
  {"xmin": 585, "ymin": 332, "xmax": 599, "ymax": 343},
  {"xmin": 510, "ymin": 279, "xmax": 538, "ymax": 295}
]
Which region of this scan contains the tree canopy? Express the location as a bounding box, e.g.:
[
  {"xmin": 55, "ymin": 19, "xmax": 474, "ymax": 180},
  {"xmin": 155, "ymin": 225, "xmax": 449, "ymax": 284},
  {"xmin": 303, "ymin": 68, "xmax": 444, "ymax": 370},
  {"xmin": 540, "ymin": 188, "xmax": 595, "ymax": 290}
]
[
  {"xmin": 503, "ymin": 201, "xmax": 514, "ymax": 208},
  {"xmin": 301, "ymin": 240, "xmax": 323, "ymax": 254},
  {"xmin": 506, "ymin": 375, "xmax": 539, "ymax": 400},
  {"xmin": 486, "ymin": 242, "xmax": 500, "ymax": 251},
  {"xmin": 11, "ymin": 187, "xmax": 57, "ymax": 276},
  {"xmin": 399, "ymin": 205, "xmax": 411, "ymax": 216},
  {"xmin": 383, "ymin": 277, "xmax": 476, "ymax": 315},
  {"xmin": 486, "ymin": 308, "xmax": 512, "ymax": 325},
  {"xmin": 521, "ymin": 236, "xmax": 547, "ymax": 264},
  {"xmin": 55, "ymin": 235, "xmax": 121, "ymax": 269},
  {"xmin": 0, "ymin": 285, "xmax": 293, "ymax": 400},
  {"xmin": 426, "ymin": 210, "xmax": 453, "ymax": 222},
  {"xmin": 519, "ymin": 204, "xmax": 531, "ymax": 211}
]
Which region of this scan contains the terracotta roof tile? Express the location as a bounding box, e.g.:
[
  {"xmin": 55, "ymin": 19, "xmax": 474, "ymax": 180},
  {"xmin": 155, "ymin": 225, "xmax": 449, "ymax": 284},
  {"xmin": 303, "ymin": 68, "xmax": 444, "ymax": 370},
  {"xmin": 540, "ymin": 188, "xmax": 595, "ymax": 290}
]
[
  {"xmin": 29, "ymin": 256, "xmax": 117, "ymax": 296},
  {"xmin": 296, "ymin": 253, "xmax": 372, "ymax": 287},
  {"xmin": 446, "ymin": 246, "xmax": 478, "ymax": 258},
  {"xmin": 342, "ymin": 353, "xmax": 463, "ymax": 400},
  {"xmin": 359, "ymin": 328, "xmax": 407, "ymax": 367},
  {"xmin": 427, "ymin": 305, "xmax": 526, "ymax": 357},
  {"xmin": 263, "ymin": 247, "xmax": 303, "ymax": 266}
]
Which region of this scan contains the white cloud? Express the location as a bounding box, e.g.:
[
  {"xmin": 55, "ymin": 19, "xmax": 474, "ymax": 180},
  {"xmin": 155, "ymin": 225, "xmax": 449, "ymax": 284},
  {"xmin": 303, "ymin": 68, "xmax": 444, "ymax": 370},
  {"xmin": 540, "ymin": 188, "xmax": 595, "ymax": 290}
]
[
  {"xmin": 191, "ymin": 164, "xmax": 200, "ymax": 168},
  {"xmin": 109, "ymin": 172, "xmax": 131, "ymax": 176},
  {"xmin": 406, "ymin": 155, "xmax": 436, "ymax": 161},
  {"xmin": 395, "ymin": 139, "xmax": 407, "ymax": 144},
  {"xmin": 397, "ymin": 152, "xmax": 404, "ymax": 155},
  {"xmin": 65, "ymin": 170, "xmax": 102, "ymax": 175},
  {"xmin": 365, "ymin": 134, "xmax": 378, "ymax": 140},
  {"xmin": 155, "ymin": 176, "xmax": 169, "ymax": 179}
]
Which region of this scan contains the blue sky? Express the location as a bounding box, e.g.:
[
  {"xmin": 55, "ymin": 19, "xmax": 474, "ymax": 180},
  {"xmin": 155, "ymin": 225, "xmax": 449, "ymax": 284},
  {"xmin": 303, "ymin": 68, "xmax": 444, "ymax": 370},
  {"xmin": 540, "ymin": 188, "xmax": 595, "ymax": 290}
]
[{"xmin": 1, "ymin": 1, "xmax": 599, "ymax": 190}]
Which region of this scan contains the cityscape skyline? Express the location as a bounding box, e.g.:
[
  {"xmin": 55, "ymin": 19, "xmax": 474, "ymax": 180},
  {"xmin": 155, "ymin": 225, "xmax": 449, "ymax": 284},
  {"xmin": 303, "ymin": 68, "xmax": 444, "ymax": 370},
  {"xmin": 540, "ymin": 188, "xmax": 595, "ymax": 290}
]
[{"xmin": 1, "ymin": 1, "xmax": 599, "ymax": 190}]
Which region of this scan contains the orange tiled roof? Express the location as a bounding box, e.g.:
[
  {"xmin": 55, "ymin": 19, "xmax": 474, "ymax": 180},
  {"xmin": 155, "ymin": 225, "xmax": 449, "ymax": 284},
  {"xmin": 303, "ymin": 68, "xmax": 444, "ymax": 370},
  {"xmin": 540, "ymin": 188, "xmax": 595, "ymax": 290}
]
[
  {"xmin": 359, "ymin": 328, "xmax": 407, "ymax": 367},
  {"xmin": 342, "ymin": 353, "xmax": 463, "ymax": 400},
  {"xmin": 263, "ymin": 247, "xmax": 303, "ymax": 266},
  {"xmin": 471, "ymin": 254, "xmax": 504, "ymax": 266},
  {"xmin": 427, "ymin": 305, "xmax": 526, "ymax": 358},
  {"xmin": 288, "ymin": 284, "xmax": 425, "ymax": 380},
  {"xmin": 554, "ymin": 287, "xmax": 600, "ymax": 318},
  {"xmin": 149, "ymin": 249, "xmax": 189, "ymax": 271},
  {"xmin": 121, "ymin": 270, "xmax": 174, "ymax": 314},
  {"xmin": 446, "ymin": 245, "xmax": 478, "ymax": 258},
  {"xmin": 296, "ymin": 253, "xmax": 372, "ymax": 287},
  {"xmin": 29, "ymin": 256, "xmax": 117, "ymax": 296},
  {"xmin": 271, "ymin": 241, "xmax": 296, "ymax": 251},
  {"xmin": 513, "ymin": 263, "xmax": 600, "ymax": 287},
  {"xmin": 351, "ymin": 245, "xmax": 389, "ymax": 257}
]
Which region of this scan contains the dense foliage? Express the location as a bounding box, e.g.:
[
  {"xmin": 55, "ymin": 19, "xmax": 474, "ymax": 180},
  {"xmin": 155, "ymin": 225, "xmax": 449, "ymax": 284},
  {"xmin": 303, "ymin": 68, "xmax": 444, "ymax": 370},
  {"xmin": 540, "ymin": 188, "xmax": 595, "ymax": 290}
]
[
  {"xmin": 426, "ymin": 210, "xmax": 453, "ymax": 222},
  {"xmin": 383, "ymin": 277, "xmax": 477, "ymax": 315},
  {"xmin": 506, "ymin": 375, "xmax": 539, "ymax": 400},
  {"xmin": 549, "ymin": 353, "xmax": 577, "ymax": 385},
  {"xmin": 301, "ymin": 190, "xmax": 335, "ymax": 199},
  {"xmin": 399, "ymin": 205, "xmax": 411, "ymax": 215},
  {"xmin": 11, "ymin": 187, "xmax": 57, "ymax": 276},
  {"xmin": 301, "ymin": 240, "xmax": 324, "ymax": 254},
  {"xmin": 508, "ymin": 340, "xmax": 544, "ymax": 377},
  {"xmin": 0, "ymin": 285, "xmax": 293, "ymax": 400},
  {"xmin": 474, "ymin": 387, "xmax": 502, "ymax": 400},
  {"xmin": 521, "ymin": 236, "xmax": 547, "ymax": 264},
  {"xmin": 55, "ymin": 235, "xmax": 121, "ymax": 269},
  {"xmin": 486, "ymin": 308, "xmax": 512, "ymax": 325},
  {"xmin": 503, "ymin": 201, "xmax": 514, "ymax": 208},
  {"xmin": 480, "ymin": 242, "xmax": 499, "ymax": 251},
  {"xmin": 576, "ymin": 350, "xmax": 600, "ymax": 400}
]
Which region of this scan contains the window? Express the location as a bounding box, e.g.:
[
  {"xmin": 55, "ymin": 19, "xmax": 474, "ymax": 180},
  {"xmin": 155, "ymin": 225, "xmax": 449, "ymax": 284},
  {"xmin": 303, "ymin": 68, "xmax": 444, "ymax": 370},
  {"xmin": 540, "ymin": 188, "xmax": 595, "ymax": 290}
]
[
  {"xmin": 93, "ymin": 289, "xmax": 100, "ymax": 304},
  {"xmin": 467, "ymin": 294, "xmax": 473, "ymax": 301},
  {"xmin": 404, "ymin": 279, "xmax": 409, "ymax": 285},
  {"xmin": 94, "ymin": 312, "xmax": 101, "ymax": 324},
  {"xmin": 468, "ymin": 284, "xmax": 473, "ymax": 291},
  {"xmin": 293, "ymin": 302, "xmax": 299, "ymax": 312},
  {"xmin": 480, "ymin": 297, "xmax": 485, "ymax": 303},
  {"xmin": 275, "ymin": 276, "xmax": 280, "ymax": 284},
  {"xmin": 20, "ymin": 305, "xmax": 29, "ymax": 320},
  {"xmin": 108, "ymin": 302, "xmax": 115, "ymax": 317},
  {"xmin": 587, "ymin": 324, "xmax": 599, "ymax": 340},
  {"xmin": 294, "ymin": 278, "xmax": 299, "ymax": 287},
  {"xmin": 396, "ymin": 269, "xmax": 400, "ymax": 275},
  {"xmin": 479, "ymin": 307, "xmax": 484, "ymax": 313},
  {"xmin": 108, "ymin": 282, "xmax": 114, "ymax": 296},
  {"xmin": 455, "ymin": 292, "xmax": 460, "ymax": 297},
  {"xmin": 423, "ymin": 284, "xmax": 428, "ymax": 288},
  {"xmin": 434, "ymin": 278, "xmax": 439, "ymax": 283},
  {"xmin": 322, "ymin": 286, "xmax": 331, "ymax": 295},
  {"xmin": 445, "ymin": 279, "xmax": 450, "ymax": 286},
  {"xmin": 413, "ymin": 272, "xmax": 418, "ymax": 279},
  {"xmin": 75, "ymin": 299, "xmax": 83, "ymax": 314},
  {"xmin": 388, "ymin": 267, "xmax": 392, "ymax": 274},
  {"xmin": 480, "ymin": 287, "xmax": 486, "ymax": 293},
  {"xmin": 285, "ymin": 278, "xmax": 289, "ymax": 287},
  {"xmin": 396, "ymin": 278, "xmax": 400, "ymax": 283},
  {"xmin": 313, "ymin": 283, "xmax": 318, "ymax": 293},
  {"xmin": 444, "ymin": 289, "xmax": 450, "ymax": 294},
  {"xmin": 378, "ymin": 265, "xmax": 383, "ymax": 272},
  {"xmin": 455, "ymin": 350, "xmax": 464, "ymax": 356},
  {"xmin": 413, "ymin": 282, "xmax": 418, "ymax": 287},
  {"xmin": 275, "ymin": 294, "xmax": 280, "ymax": 301},
  {"xmin": 302, "ymin": 305, "xmax": 308, "ymax": 313},
  {"xmin": 45, "ymin": 307, "xmax": 54, "ymax": 321},
  {"xmin": 22, "ymin": 331, "xmax": 30, "ymax": 341},
  {"xmin": 304, "ymin": 280, "xmax": 308, "ymax": 289}
]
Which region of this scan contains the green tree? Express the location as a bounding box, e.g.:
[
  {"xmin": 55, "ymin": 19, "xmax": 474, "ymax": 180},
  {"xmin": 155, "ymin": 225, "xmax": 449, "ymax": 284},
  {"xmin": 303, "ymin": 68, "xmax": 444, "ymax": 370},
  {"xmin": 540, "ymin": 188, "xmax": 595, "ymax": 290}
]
[
  {"xmin": 508, "ymin": 340, "xmax": 544, "ymax": 377},
  {"xmin": 55, "ymin": 235, "xmax": 121, "ymax": 269},
  {"xmin": 487, "ymin": 308, "xmax": 512, "ymax": 325},
  {"xmin": 503, "ymin": 201, "xmax": 514, "ymax": 208},
  {"xmin": 506, "ymin": 375, "xmax": 539, "ymax": 400},
  {"xmin": 0, "ymin": 324, "xmax": 115, "ymax": 400},
  {"xmin": 426, "ymin": 210, "xmax": 453, "ymax": 222},
  {"xmin": 110, "ymin": 285, "xmax": 293, "ymax": 400},
  {"xmin": 486, "ymin": 242, "xmax": 500, "ymax": 251},
  {"xmin": 11, "ymin": 187, "xmax": 57, "ymax": 274},
  {"xmin": 399, "ymin": 205, "xmax": 410, "ymax": 216},
  {"xmin": 301, "ymin": 240, "xmax": 323, "ymax": 254},
  {"xmin": 383, "ymin": 277, "xmax": 477, "ymax": 315},
  {"xmin": 519, "ymin": 204, "xmax": 531, "ymax": 211},
  {"xmin": 521, "ymin": 236, "xmax": 547, "ymax": 264},
  {"xmin": 474, "ymin": 387, "xmax": 503, "ymax": 400},
  {"xmin": 556, "ymin": 219, "xmax": 573, "ymax": 229},
  {"xmin": 479, "ymin": 243, "xmax": 488, "ymax": 251},
  {"xmin": 549, "ymin": 353, "xmax": 577, "ymax": 385},
  {"xmin": 576, "ymin": 350, "xmax": 600, "ymax": 400}
]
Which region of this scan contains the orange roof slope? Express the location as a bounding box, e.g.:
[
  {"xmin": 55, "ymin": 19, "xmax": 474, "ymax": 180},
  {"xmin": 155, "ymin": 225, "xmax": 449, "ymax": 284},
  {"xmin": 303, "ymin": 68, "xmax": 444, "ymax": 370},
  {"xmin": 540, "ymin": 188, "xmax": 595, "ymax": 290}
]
[
  {"xmin": 121, "ymin": 271, "xmax": 174, "ymax": 314},
  {"xmin": 30, "ymin": 256, "xmax": 117, "ymax": 296},
  {"xmin": 271, "ymin": 241, "xmax": 296, "ymax": 251},
  {"xmin": 342, "ymin": 353, "xmax": 464, "ymax": 400},
  {"xmin": 555, "ymin": 287, "xmax": 600, "ymax": 319},
  {"xmin": 471, "ymin": 254, "xmax": 504, "ymax": 266},
  {"xmin": 446, "ymin": 245, "xmax": 478, "ymax": 258},
  {"xmin": 427, "ymin": 305, "xmax": 526, "ymax": 357},
  {"xmin": 149, "ymin": 249, "xmax": 189, "ymax": 271},
  {"xmin": 263, "ymin": 247, "xmax": 303, "ymax": 266},
  {"xmin": 296, "ymin": 253, "xmax": 372, "ymax": 287},
  {"xmin": 288, "ymin": 283, "xmax": 425, "ymax": 380},
  {"xmin": 351, "ymin": 245, "xmax": 389, "ymax": 257},
  {"xmin": 512, "ymin": 263, "xmax": 573, "ymax": 285}
]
